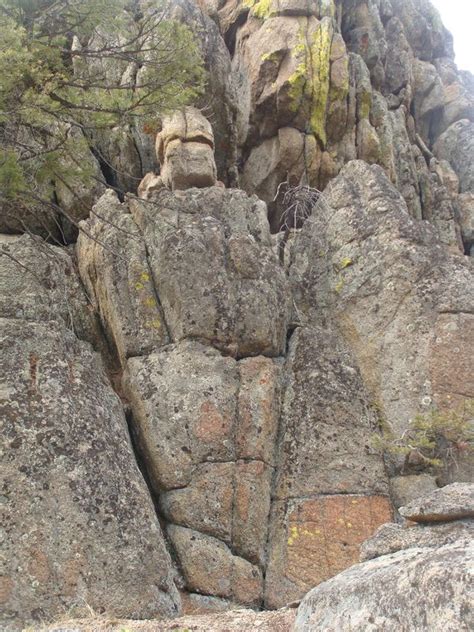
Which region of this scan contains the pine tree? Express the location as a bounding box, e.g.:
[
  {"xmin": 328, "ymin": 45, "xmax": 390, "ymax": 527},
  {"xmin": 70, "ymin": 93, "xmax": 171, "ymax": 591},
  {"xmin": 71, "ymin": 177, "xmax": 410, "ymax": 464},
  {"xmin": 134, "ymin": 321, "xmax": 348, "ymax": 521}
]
[{"xmin": 0, "ymin": 0, "xmax": 205, "ymax": 235}]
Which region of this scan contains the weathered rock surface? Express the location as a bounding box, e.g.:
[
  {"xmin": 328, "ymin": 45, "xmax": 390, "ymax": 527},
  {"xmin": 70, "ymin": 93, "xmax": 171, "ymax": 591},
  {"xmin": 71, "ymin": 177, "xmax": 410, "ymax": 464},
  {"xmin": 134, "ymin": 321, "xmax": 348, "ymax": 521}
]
[
  {"xmin": 265, "ymin": 325, "xmax": 391, "ymax": 608},
  {"xmin": 389, "ymin": 474, "xmax": 438, "ymax": 509},
  {"xmin": 130, "ymin": 186, "xmax": 291, "ymax": 357},
  {"xmin": 157, "ymin": 107, "xmax": 218, "ymax": 190},
  {"xmin": 0, "ymin": 319, "xmax": 179, "ymax": 630},
  {"xmin": 123, "ymin": 342, "xmax": 281, "ymax": 603},
  {"xmin": 398, "ymin": 482, "xmax": 474, "ymax": 523},
  {"xmin": 295, "ymin": 541, "xmax": 473, "ymax": 631},
  {"xmin": 290, "ymin": 161, "xmax": 474, "ymax": 442},
  {"xmin": 361, "ymin": 519, "xmax": 474, "ymax": 561},
  {"xmin": 0, "ymin": 234, "xmax": 98, "ymax": 346},
  {"xmin": 77, "ymin": 190, "xmax": 168, "ymax": 366}
]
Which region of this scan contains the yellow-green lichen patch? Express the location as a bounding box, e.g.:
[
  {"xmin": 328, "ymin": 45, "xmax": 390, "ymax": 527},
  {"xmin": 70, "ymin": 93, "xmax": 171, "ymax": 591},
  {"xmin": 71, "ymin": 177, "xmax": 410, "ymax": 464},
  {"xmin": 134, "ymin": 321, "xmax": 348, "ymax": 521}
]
[
  {"xmin": 358, "ymin": 89, "xmax": 372, "ymax": 120},
  {"xmin": 335, "ymin": 275, "xmax": 344, "ymax": 293},
  {"xmin": 144, "ymin": 296, "xmax": 157, "ymax": 308},
  {"xmin": 338, "ymin": 256, "xmax": 353, "ymax": 270},
  {"xmin": 244, "ymin": 0, "xmax": 275, "ymax": 20},
  {"xmin": 288, "ymin": 18, "xmax": 334, "ymax": 147},
  {"xmin": 146, "ymin": 318, "xmax": 162, "ymax": 330}
]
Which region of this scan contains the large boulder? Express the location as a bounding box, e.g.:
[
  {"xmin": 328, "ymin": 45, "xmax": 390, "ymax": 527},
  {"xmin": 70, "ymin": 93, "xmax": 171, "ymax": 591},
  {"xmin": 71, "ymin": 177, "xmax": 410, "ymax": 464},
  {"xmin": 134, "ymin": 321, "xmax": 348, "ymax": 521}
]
[
  {"xmin": 290, "ymin": 161, "xmax": 474, "ymax": 446},
  {"xmin": 77, "ymin": 190, "xmax": 169, "ymax": 367},
  {"xmin": 157, "ymin": 108, "xmax": 217, "ymax": 190},
  {"xmin": 0, "ymin": 319, "xmax": 179, "ymax": 630},
  {"xmin": 0, "ymin": 232, "xmax": 180, "ymax": 629},
  {"xmin": 295, "ymin": 541, "xmax": 473, "ymax": 631},
  {"xmin": 398, "ymin": 482, "xmax": 474, "ymax": 523},
  {"xmin": 130, "ymin": 187, "xmax": 291, "ymax": 358},
  {"xmin": 123, "ymin": 342, "xmax": 281, "ymax": 605}
]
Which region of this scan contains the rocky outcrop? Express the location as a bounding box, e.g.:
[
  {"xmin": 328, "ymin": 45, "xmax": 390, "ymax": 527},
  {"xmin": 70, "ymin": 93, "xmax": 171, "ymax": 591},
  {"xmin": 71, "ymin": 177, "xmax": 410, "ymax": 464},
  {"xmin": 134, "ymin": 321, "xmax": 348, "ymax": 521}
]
[
  {"xmin": 296, "ymin": 483, "xmax": 474, "ymax": 631},
  {"xmin": 201, "ymin": 0, "xmax": 473, "ymax": 252},
  {"xmin": 3, "ymin": 1, "xmax": 474, "ymax": 629},
  {"xmin": 290, "ymin": 161, "xmax": 474, "ymax": 444},
  {"xmin": 0, "ymin": 237, "xmax": 179, "ymax": 630}
]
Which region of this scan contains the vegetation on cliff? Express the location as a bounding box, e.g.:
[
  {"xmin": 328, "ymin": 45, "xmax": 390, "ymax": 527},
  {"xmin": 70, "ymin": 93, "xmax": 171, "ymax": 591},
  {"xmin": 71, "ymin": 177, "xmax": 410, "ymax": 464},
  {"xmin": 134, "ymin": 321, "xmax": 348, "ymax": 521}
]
[{"xmin": 0, "ymin": 0, "xmax": 204, "ymax": 221}]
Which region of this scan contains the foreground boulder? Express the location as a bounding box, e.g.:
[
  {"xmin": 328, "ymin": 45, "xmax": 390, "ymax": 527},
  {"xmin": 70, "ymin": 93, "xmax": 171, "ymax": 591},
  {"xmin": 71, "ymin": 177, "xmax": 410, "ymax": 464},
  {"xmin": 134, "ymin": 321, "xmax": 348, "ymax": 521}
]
[
  {"xmin": 398, "ymin": 482, "xmax": 474, "ymax": 523},
  {"xmin": 296, "ymin": 483, "xmax": 474, "ymax": 631},
  {"xmin": 295, "ymin": 541, "xmax": 473, "ymax": 631},
  {"xmin": 0, "ymin": 237, "xmax": 180, "ymax": 629}
]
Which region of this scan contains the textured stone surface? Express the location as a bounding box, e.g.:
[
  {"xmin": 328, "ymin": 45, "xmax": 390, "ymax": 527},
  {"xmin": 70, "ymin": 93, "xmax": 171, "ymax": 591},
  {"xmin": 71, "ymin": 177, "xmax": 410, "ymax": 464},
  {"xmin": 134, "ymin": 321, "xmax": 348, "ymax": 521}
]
[
  {"xmin": 77, "ymin": 190, "xmax": 168, "ymax": 366},
  {"xmin": 290, "ymin": 161, "xmax": 474, "ymax": 440},
  {"xmin": 0, "ymin": 319, "xmax": 179, "ymax": 630},
  {"xmin": 398, "ymin": 482, "xmax": 474, "ymax": 523},
  {"xmin": 265, "ymin": 495, "xmax": 393, "ymax": 609},
  {"xmin": 433, "ymin": 120, "xmax": 474, "ymax": 194},
  {"xmin": 389, "ymin": 474, "xmax": 438, "ymax": 509},
  {"xmin": 361, "ymin": 519, "xmax": 474, "ymax": 561},
  {"xmin": 123, "ymin": 341, "xmax": 239, "ymax": 491},
  {"xmin": 273, "ymin": 326, "xmax": 389, "ymax": 499},
  {"xmin": 295, "ymin": 541, "xmax": 474, "ymax": 631},
  {"xmin": 156, "ymin": 108, "xmax": 217, "ymax": 191},
  {"xmin": 0, "ymin": 234, "xmax": 98, "ymax": 346},
  {"xmin": 168, "ymin": 525, "xmax": 262, "ymax": 605},
  {"xmin": 130, "ymin": 187, "xmax": 290, "ymax": 357},
  {"xmin": 123, "ymin": 341, "xmax": 280, "ymax": 603}
]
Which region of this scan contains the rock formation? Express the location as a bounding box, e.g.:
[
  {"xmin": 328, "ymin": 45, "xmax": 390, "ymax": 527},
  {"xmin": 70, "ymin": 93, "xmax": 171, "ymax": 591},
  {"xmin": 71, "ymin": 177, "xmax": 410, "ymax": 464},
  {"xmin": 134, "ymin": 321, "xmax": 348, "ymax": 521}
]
[
  {"xmin": 295, "ymin": 483, "xmax": 474, "ymax": 631},
  {"xmin": 1, "ymin": 0, "xmax": 473, "ymax": 630}
]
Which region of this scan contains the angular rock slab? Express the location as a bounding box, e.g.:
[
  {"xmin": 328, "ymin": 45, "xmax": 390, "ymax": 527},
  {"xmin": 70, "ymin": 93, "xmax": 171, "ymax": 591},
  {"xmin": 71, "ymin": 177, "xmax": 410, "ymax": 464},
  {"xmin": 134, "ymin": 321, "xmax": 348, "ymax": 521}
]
[
  {"xmin": 168, "ymin": 526, "xmax": 263, "ymax": 606},
  {"xmin": 77, "ymin": 190, "xmax": 168, "ymax": 366},
  {"xmin": 0, "ymin": 319, "xmax": 179, "ymax": 630},
  {"xmin": 273, "ymin": 326, "xmax": 389, "ymax": 499},
  {"xmin": 361, "ymin": 519, "xmax": 474, "ymax": 561},
  {"xmin": 123, "ymin": 341, "xmax": 240, "ymax": 491},
  {"xmin": 130, "ymin": 187, "xmax": 290, "ymax": 357},
  {"xmin": 265, "ymin": 495, "xmax": 392, "ymax": 609},
  {"xmin": 290, "ymin": 161, "xmax": 474, "ymax": 438},
  {"xmin": 295, "ymin": 542, "xmax": 474, "ymax": 631},
  {"xmin": 399, "ymin": 482, "xmax": 474, "ymax": 523},
  {"xmin": 123, "ymin": 343, "xmax": 281, "ymax": 602}
]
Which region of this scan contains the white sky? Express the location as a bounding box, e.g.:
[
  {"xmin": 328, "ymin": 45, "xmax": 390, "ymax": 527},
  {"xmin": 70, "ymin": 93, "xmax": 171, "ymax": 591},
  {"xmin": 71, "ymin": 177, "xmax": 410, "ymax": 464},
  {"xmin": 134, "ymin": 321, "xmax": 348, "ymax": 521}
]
[{"xmin": 430, "ymin": 0, "xmax": 474, "ymax": 73}]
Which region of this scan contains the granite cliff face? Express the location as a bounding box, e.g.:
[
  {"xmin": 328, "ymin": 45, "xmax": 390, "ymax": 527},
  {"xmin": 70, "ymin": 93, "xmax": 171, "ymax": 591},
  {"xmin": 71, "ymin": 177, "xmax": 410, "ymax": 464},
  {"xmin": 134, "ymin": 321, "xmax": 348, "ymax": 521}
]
[{"xmin": 1, "ymin": 1, "xmax": 473, "ymax": 630}]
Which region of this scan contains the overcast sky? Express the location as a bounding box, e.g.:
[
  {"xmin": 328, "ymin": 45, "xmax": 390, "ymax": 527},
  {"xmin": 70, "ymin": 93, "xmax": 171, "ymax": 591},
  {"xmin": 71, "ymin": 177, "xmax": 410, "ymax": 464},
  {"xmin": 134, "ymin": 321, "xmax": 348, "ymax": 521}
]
[{"xmin": 430, "ymin": 0, "xmax": 473, "ymax": 73}]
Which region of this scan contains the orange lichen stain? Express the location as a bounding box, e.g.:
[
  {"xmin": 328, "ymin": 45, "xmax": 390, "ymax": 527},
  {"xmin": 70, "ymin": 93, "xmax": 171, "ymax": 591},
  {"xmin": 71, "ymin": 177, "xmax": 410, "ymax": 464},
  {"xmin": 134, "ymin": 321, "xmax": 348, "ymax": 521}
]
[
  {"xmin": 0, "ymin": 576, "xmax": 14, "ymax": 604},
  {"xmin": 195, "ymin": 401, "xmax": 231, "ymax": 442},
  {"xmin": 285, "ymin": 495, "xmax": 393, "ymax": 588}
]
